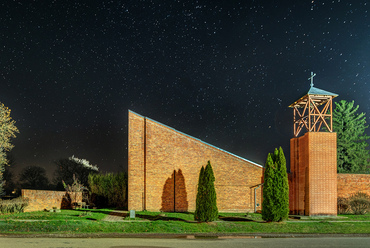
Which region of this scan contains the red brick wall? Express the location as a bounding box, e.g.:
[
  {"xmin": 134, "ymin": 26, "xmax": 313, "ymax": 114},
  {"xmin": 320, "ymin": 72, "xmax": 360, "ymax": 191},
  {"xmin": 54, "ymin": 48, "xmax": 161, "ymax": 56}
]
[
  {"xmin": 307, "ymin": 132, "xmax": 337, "ymax": 216},
  {"xmin": 289, "ymin": 135, "xmax": 308, "ymax": 215},
  {"xmin": 337, "ymin": 174, "xmax": 370, "ymax": 198},
  {"xmin": 22, "ymin": 189, "xmax": 82, "ymax": 212},
  {"xmin": 289, "ymin": 132, "xmax": 337, "ymax": 216},
  {"xmin": 128, "ymin": 112, "xmax": 146, "ymax": 210},
  {"xmin": 128, "ymin": 111, "xmax": 263, "ymax": 213}
]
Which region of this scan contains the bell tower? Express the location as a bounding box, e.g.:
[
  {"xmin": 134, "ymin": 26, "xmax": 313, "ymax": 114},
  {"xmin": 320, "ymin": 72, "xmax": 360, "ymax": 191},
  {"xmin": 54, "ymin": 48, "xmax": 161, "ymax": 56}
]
[{"xmin": 288, "ymin": 73, "xmax": 338, "ymax": 216}]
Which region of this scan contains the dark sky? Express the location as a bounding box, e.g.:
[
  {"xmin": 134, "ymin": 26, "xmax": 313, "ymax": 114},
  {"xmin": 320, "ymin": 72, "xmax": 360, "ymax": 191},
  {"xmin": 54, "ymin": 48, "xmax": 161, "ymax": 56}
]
[{"xmin": 1, "ymin": 1, "xmax": 369, "ymax": 178}]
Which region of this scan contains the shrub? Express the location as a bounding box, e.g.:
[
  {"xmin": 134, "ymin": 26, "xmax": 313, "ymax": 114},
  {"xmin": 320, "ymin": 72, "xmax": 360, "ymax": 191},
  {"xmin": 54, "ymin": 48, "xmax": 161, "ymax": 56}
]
[
  {"xmin": 348, "ymin": 192, "xmax": 370, "ymax": 215},
  {"xmin": 194, "ymin": 166, "xmax": 205, "ymax": 221},
  {"xmin": 262, "ymin": 147, "xmax": 289, "ymax": 222},
  {"xmin": 88, "ymin": 172, "xmax": 128, "ymax": 208},
  {"xmin": 194, "ymin": 161, "xmax": 218, "ymax": 222},
  {"xmin": 0, "ymin": 197, "xmax": 28, "ymax": 213},
  {"xmin": 63, "ymin": 174, "xmax": 85, "ymax": 207},
  {"xmin": 337, "ymin": 197, "xmax": 350, "ymax": 214}
]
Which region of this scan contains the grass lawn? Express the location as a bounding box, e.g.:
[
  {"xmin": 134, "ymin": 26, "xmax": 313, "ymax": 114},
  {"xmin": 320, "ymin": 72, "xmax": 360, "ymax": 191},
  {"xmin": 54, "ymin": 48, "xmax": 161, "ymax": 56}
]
[
  {"xmin": 0, "ymin": 210, "xmax": 369, "ymax": 234},
  {"xmin": 0, "ymin": 209, "xmax": 111, "ymax": 221}
]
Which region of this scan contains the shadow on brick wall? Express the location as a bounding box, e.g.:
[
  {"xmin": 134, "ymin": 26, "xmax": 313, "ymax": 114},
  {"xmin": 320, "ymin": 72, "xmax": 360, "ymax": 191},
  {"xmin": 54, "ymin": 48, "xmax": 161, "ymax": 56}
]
[
  {"xmin": 161, "ymin": 169, "xmax": 188, "ymax": 212},
  {"xmin": 61, "ymin": 193, "xmax": 72, "ymax": 209}
]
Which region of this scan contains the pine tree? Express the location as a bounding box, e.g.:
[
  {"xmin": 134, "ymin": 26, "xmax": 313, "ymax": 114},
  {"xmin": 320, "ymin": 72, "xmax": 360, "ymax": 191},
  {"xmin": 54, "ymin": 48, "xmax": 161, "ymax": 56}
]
[
  {"xmin": 333, "ymin": 100, "xmax": 370, "ymax": 173},
  {"xmin": 262, "ymin": 147, "xmax": 289, "ymax": 222},
  {"xmin": 194, "ymin": 161, "xmax": 218, "ymax": 222}
]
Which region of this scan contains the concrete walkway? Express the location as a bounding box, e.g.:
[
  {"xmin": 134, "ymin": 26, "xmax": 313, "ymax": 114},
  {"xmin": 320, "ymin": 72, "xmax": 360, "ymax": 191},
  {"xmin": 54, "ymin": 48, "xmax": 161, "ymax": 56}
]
[
  {"xmin": 102, "ymin": 210, "xmax": 132, "ymax": 222},
  {"xmin": 1, "ymin": 236, "xmax": 370, "ymax": 248}
]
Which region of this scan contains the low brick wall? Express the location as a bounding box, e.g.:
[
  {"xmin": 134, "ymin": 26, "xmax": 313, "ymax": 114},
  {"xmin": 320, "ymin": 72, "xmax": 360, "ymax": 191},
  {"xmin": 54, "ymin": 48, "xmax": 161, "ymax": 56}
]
[
  {"xmin": 22, "ymin": 189, "xmax": 82, "ymax": 212},
  {"xmin": 337, "ymin": 174, "xmax": 370, "ymax": 198}
]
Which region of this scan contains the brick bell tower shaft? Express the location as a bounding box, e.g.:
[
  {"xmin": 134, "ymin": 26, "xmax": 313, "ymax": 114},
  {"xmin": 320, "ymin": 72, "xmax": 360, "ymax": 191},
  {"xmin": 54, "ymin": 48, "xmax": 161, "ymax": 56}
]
[{"xmin": 288, "ymin": 73, "xmax": 338, "ymax": 216}]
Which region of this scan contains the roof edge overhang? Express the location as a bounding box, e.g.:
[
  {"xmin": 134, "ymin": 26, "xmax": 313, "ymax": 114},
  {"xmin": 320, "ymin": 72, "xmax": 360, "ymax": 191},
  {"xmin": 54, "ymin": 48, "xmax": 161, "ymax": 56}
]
[
  {"xmin": 288, "ymin": 86, "xmax": 338, "ymax": 108},
  {"xmin": 288, "ymin": 94, "xmax": 338, "ymax": 108}
]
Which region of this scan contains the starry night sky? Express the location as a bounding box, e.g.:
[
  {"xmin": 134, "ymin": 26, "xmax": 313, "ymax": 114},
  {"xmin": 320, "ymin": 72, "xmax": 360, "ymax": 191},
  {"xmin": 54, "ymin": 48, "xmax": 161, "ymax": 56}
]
[{"xmin": 1, "ymin": 1, "xmax": 369, "ymax": 178}]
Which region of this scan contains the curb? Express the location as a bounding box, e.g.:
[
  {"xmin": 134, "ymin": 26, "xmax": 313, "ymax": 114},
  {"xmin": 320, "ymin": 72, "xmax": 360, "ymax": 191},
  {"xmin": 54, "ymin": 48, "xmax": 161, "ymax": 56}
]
[{"xmin": 1, "ymin": 233, "xmax": 370, "ymax": 239}]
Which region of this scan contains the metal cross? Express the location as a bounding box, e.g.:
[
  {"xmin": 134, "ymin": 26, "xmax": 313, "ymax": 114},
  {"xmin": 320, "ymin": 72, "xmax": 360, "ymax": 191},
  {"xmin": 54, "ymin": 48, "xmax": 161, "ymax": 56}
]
[{"xmin": 308, "ymin": 72, "xmax": 316, "ymax": 87}]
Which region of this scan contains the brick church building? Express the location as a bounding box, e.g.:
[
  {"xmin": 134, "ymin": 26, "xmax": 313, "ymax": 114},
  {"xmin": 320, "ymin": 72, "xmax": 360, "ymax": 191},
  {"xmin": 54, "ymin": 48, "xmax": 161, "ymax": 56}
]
[
  {"xmin": 128, "ymin": 110, "xmax": 263, "ymax": 213},
  {"xmin": 128, "ymin": 78, "xmax": 370, "ymax": 215}
]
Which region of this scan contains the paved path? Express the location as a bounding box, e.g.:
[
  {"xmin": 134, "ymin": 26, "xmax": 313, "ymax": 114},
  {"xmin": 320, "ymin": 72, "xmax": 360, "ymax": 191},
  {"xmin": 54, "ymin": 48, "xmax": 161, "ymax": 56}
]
[
  {"xmin": 1, "ymin": 237, "xmax": 370, "ymax": 248},
  {"xmin": 102, "ymin": 210, "xmax": 128, "ymax": 222}
]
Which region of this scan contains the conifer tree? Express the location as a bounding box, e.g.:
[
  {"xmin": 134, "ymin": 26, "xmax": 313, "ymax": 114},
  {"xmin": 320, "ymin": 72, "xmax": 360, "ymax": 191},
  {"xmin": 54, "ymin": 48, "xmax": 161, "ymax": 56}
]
[
  {"xmin": 194, "ymin": 166, "xmax": 205, "ymax": 221},
  {"xmin": 262, "ymin": 153, "xmax": 276, "ymax": 221},
  {"xmin": 262, "ymin": 147, "xmax": 289, "ymax": 222},
  {"xmin": 194, "ymin": 161, "xmax": 218, "ymax": 222},
  {"xmin": 203, "ymin": 161, "xmax": 218, "ymax": 221},
  {"xmin": 333, "ymin": 100, "xmax": 370, "ymax": 173},
  {"xmin": 275, "ymin": 147, "xmax": 289, "ymax": 220}
]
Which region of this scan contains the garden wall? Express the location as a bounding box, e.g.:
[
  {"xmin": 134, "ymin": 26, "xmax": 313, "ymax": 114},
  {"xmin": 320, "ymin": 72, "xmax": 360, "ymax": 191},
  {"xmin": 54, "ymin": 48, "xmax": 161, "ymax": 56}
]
[
  {"xmin": 22, "ymin": 189, "xmax": 82, "ymax": 212},
  {"xmin": 337, "ymin": 174, "xmax": 370, "ymax": 198},
  {"xmin": 128, "ymin": 111, "xmax": 264, "ymax": 213}
]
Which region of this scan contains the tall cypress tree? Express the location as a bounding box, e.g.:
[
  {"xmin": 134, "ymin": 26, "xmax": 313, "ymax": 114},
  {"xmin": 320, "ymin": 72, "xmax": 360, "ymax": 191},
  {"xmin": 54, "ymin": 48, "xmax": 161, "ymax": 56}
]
[
  {"xmin": 262, "ymin": 147, "xmax": 289, "ymax": 222},
  {"xmin": 203, "ymin": 161, "xmax": 218, "ymax": 221},
  {"xmin": 262, "ymin": 153, "xmax": 276, "ymax": 221},
  {"xmin": 194, "ymin": 166, "xmax": 205, "ymax": 221},
  {"xmin": 333, "ymin": 100, "xmax": 370, "ymax": 173},
  {"xmin": 194, "ymin": 161, "xmax": 218, "ymax": 222},
  {"xmin": 275, "ymin": 147, "xmax": 289, "ymax": 220}
]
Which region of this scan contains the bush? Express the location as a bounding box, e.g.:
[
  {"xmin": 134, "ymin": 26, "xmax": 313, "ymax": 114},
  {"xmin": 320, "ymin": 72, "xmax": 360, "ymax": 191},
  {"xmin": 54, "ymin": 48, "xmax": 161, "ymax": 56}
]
[
  {"xmin": 337, "ymin": 197, "xmax": 350, "ymax": 214},
  {"xmin": 348, "ymin": 192, "xmax": 370, "ymax": 215},
  {"xmin": 0, "ymin": 197, "xmax": 29, "ymax": 213},
  {"xmin": 262, "ymin": 147, "xmax": 289, "ymax": 222},
  {"xmin": 88, "ymin": 172, "xmax": 128, "ymax": 208},
  {"xmin": 194, "ymin": 166, "xmax": 205, "ymax": 221},
  {"xmin": 194, "ymin": 161, "xmax": 218, "ymax": 222},
  {"xmin": 63, "ymin": 174, "xmax": 85, "ymax": 207}
]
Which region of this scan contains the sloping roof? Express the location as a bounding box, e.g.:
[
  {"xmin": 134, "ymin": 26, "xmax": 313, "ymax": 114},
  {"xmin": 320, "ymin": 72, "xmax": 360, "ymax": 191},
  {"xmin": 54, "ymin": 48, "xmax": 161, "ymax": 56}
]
[
  {"xmin": 307, "ymin": 86, "xmax": 338, "ymax": 97},
  {"xmin": 288, "ymin": 86, "xmax": 338, "ymax": 108},
  {"xmin": 128, "ymin": 110, "xmax": 263, "ymax": 168}
]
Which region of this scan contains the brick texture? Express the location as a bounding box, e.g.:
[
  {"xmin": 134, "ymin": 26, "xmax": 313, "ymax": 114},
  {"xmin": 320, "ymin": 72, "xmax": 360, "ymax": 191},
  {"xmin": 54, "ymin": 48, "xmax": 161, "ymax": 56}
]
[
  {"xmin": 22, "ymin": 189, "xmax": 82, "ymax": 212},
  {"xmin": 128, "ymin": 112, "xmax": 145, "ymax": 211},
  {"xmin": 128, "ymin": 111, "xmax": 263, "ymax": 213},
  {"xmin": 337, "ymin": 174, "xmax": 370, "ymax": 198},
  {"xmin": 289, "ymin": 132, "xmax": 337, "ymax": 216}
]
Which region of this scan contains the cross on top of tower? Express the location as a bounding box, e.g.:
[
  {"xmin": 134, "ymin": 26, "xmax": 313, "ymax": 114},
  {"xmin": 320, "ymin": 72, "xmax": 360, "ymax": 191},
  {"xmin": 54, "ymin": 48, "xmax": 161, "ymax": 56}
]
[{"xmin": 308, "ymin": 72, "xmax": 316, "ymax": 87}]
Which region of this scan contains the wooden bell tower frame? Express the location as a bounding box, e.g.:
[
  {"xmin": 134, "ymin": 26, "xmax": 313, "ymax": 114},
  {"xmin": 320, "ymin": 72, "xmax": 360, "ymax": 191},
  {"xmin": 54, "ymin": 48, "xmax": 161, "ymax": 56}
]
[
  {"xmin": 289, "ymin": 94, "xmax": 335, "ymax": 137},
  {"xmin": 289, "ymin": 73, "xmax": 338, "ymax": 137}
]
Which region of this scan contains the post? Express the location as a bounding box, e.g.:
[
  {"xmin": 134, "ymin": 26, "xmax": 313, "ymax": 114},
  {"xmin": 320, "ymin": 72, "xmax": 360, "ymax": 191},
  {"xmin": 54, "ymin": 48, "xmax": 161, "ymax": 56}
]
[
  {"xmin": 254, "ymin": 183, "xmax": 263, "ymax": 213},
  {"xmin": 173, "ymin": 170, "xmax": 176, "ymax": 212}
]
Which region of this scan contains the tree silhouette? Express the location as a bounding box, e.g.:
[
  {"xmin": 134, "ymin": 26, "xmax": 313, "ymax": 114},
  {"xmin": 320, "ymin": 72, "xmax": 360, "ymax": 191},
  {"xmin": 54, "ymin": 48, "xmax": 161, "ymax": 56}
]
[
  {"xmin": 0, "ymin": 103, "xmax": 19, "ymax": 195},
  {"xmin": 19, "ymin": 166, "xmax": 49, "ymax": 190}
]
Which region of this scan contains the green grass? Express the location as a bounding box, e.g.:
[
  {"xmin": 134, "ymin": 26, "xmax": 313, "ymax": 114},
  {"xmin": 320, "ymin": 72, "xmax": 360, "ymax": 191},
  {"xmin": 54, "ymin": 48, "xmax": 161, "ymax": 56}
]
[
  {"xmin": 337, "ymin": 213, "xmax": 370, "ymax": 221},
  {"xmin": 0, "ymin": 210, "xmax": 369, "ymax": 234},
  {"xmin": 0, "ymin": 208, "xmax": 112, "ymax": 221}
]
